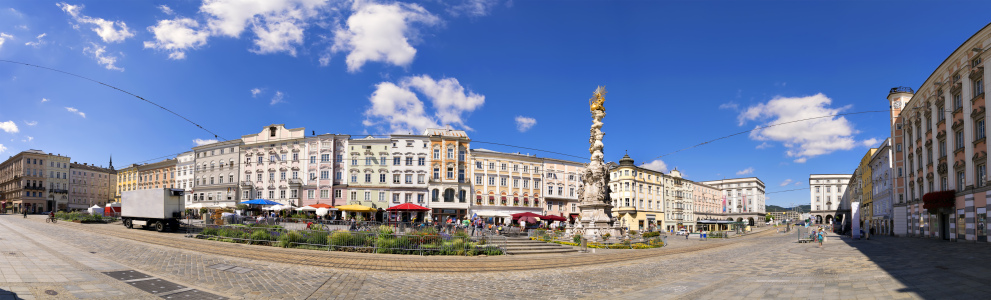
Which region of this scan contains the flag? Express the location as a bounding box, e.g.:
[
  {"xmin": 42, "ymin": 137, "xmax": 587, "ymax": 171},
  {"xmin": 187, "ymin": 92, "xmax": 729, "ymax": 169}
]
[
  {"xmin": 722, "ymin": 195, "xmax": 726, "ymax": 213},
  {"xmin": 743, "ymin": 194, "xmax": 747, "ymax": 212}
]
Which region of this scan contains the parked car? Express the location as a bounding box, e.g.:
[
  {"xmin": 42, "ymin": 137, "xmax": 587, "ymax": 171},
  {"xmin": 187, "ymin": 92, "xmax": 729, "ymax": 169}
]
[{"xmin": 675, "ymin": 229, "xmax": 688, "ymax": 235}]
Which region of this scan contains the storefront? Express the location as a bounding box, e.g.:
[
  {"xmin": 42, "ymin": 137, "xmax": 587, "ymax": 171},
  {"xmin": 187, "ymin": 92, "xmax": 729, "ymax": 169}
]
[{"xmin": 432, "ymin": 208, "xmax": 467, "ymax": 222}]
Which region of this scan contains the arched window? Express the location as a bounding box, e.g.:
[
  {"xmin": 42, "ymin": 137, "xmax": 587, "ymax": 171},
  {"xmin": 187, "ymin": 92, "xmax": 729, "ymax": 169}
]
[{"xmin": 444, "ymin": 189, "xmax": 455, "ymax": 202}]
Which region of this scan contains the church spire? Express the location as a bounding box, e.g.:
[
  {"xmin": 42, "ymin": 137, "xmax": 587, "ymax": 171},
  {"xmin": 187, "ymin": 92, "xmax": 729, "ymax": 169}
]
[{"xmin": 109, "ymin": 154, "xmax": 114, "ymax": 170}]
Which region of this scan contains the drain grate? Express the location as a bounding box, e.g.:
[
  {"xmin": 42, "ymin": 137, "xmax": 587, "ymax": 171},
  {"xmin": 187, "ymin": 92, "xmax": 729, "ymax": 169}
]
[
  {"xmin": 44, "ymin": 290, "xmax": 58, "ymax": 295},
  {"xmin": 102, "ymin": 270, "xmax": 226, "ymax": 299}
]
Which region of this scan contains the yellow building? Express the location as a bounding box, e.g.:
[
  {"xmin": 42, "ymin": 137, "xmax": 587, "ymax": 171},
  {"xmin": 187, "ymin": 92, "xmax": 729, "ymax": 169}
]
[
  {"xmin": 115, "ymin": 164, "xmax": 139, "ymax": 202},
  {"xmin": 608, "ymin": 154, "xmax": 665, "ymax": 232},
  {"xmin": 860, "ymin": 148, "xmax": 877, "ymax": 228},
  {"xmin": 425, "ymin": 128, "xmax": 472, "ymax": 221}
]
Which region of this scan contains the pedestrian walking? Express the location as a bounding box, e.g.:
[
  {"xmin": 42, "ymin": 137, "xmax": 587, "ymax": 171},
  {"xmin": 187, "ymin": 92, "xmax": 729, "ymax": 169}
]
[{"xmin": 817, "ymin": 229, "xmax": 824, "ymax": 248}]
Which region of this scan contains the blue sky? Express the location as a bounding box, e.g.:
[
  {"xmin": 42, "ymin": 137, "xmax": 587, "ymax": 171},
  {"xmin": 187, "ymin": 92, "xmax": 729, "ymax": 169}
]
[{"xmin": 1, "ymin": 0, "xmax": 989, "ymax": 207}]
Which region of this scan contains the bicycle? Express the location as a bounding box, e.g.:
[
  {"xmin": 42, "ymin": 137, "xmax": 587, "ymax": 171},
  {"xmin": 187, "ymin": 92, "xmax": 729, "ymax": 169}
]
[{"xmin": 46, "ymin": 216, "xmax": 57, "ymax": 223}]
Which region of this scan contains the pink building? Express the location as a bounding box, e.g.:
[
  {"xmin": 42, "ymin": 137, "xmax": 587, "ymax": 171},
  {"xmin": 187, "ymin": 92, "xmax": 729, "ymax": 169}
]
[
  {"xmin": 543, "ymin": 158, "xmax": 584, "ymax": 224},
  {"xmin": 302, "ymin": 134, "xmax": 349, "ymax": 207}
]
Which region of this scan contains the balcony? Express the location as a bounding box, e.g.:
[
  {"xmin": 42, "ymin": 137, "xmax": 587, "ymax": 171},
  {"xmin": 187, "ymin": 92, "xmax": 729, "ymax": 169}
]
[{"xmin": 24, "ymin": 185, "xmax": 45, "ymax": 191}]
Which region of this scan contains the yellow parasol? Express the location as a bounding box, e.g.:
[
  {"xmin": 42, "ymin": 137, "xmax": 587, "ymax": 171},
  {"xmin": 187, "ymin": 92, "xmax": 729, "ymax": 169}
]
[{"xmin": 335, "ymin": 204, "xmax": 378, "ymax": 212}]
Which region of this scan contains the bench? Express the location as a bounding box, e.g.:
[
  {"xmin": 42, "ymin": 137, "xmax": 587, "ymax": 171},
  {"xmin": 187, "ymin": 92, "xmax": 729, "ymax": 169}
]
[{"xmin": 798, "ymin": 238, "xmax": 814, "ymax": 243}]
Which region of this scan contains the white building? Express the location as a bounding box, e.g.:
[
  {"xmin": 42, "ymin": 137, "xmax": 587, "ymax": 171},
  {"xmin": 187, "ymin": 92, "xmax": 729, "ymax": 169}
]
[
  {"xmin": 543, "ymin": 158, "xmax": 584, "ymax": 222},
  {"xmin": 193, "ymin": 140, "xmax": 242, "ymax": 206},
  {"xmin": 699, "ymin": 177, "xmax": 766, "ymax": 214},
  {"xmin": 240, "ymin": 125, "xmax": 307, "ymax": 207},
  {"xmin": 388, "ymin": 135, "xmax": 430, "ymax": 216},
  {"xmin": 176, "ymin": 151, "xmax": 195, "ymax": 205},
  {"xmin": 809, "ymin": 174, "xmax": 852, "ymax": 225},
  {"xmin": 870, "ymin": 138, "xmax": 894, "ymax": 235}
]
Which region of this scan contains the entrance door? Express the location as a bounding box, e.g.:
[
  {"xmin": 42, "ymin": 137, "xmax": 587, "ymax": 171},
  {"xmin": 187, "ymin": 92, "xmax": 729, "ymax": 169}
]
[{"xmin": 941, "ymin": 213, "xmax": 950, "ymax": 240}]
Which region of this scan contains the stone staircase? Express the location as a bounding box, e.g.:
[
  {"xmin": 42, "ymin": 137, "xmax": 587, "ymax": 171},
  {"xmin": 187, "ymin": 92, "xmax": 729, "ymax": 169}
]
[{"xmin": 491, "ymin": 237, "xmax": 579, "ymax": 255}]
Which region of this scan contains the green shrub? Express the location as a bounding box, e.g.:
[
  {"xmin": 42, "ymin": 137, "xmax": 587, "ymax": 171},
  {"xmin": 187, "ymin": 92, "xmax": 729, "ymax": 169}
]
[
  {"xmin": 572, "ymin": 235, "xmax": 582, "ymax": 244},
  {"xmin": 306, "ymin": 231, "xmax": 328, "ymax": 245},
  {"xmin": 377, "ymin": 225, "xmax": 394, "ymax": 235},
  {"xmin": 249, "ymin": 230, "xmax": 273, "ymax": 244},
  {"xmin": 277, "ymin": 231, "xmax": 304, "ymax": 248},
  {"xmin": 628, "ymin": 230, "xmax": 638, "ymax": 235},
  {"xmin": 642, "ymin": 231, "xmax": 660, "ymax": 238},
  {"xmin": 201, "ymin": 227, "xmax": 218, "ymax": 236}
]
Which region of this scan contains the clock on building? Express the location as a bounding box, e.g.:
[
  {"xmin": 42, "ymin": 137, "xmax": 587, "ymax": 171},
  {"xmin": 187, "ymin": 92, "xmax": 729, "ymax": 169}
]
[{"xmin": 892, "ymin": 100, "xmax": 902, "ymax": 109}]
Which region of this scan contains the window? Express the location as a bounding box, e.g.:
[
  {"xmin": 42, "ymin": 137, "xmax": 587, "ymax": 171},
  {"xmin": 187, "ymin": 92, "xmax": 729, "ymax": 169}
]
[
  {"xmin": 269, "ymin": 173, "xmax": 275, "ymax": 181},
  {"xmin": 351, "ymin": 158, "xmax": 357, "ymax": 165},
  {"xmin": 433, "ymin": 149, "xmax": 440, "ymax": 159},
  {"xmin": 365, "ymin": 157, "xmax": 372, "ymax": 165},
  {"xmin": 475, "ymin": 175, "xmax": 482, "ymax": 185},
  {"xmin": 978, "ymin": 164, "xmax": 987, "ymax": 187},
  {"xmin": 975, "ymin": 77, "xmax": 985, "ymax": 96},
  {"xmin": 476, "ymin": 161, "xmax": 482, "ymax": 169},
  {"xmin": 501, "ymin": 163, "xmax": 507, "ymax": 171},
  {"xmin": 954, "ymin": 93, "xmax": 963, "ymax": 110},
  {"xmin": 269, "ymin": 190, "xmax": 275, "ymax": 199},
  {"xmin": 447, "ymin": 167, "xmax": 454, "ymax": 179},
  {"xmin": 365, "ymin": 192, "xmax": 371, "ymax": 200},
  {"xmin": 458, "ymin": 150, "xmax": 465, "ymax": 161},
  {"xmin": 406, "ymin": 157, "xmax": 413, "ymax": 165},
  {"xmin": 447, "ymin": 148, "xmax": 454, "ymax": 159},
  {"xmin": 433, "ymin": 168, "xmax": 440, "ymax": 180},
  {"xmin": 308, "ymin": 190, "xmax": 315, "ymax": 199},
  {"xmin": 351, "ymin": 191, "xmax": 356, "ymax": 200},
  {"xmin": 380, "ymin": 157, "xmax": 387, "ymax": 166},
  {"xmin": 351, "ymin": 174, "xmax": 357, "ymax": 183},
  {"xmin": 491, "ymin": 176, "xmax": 497, "ymax": 186},
  {"xmin": 335, "ymin": 190, "xmax": 342, "ymax": 198},
  {"xmin": 393, "ymin": 193, "xmax": 400, "ymax": 203},
  {"xmin": 379, "ymin": 192, "xmax": 385, "ymax": 201},
  {"xmin": 938, "ymin": 106, "xmax": 945, "ymax": 121},
  {"xmin": 500, "ymin": 177, "xmax": 507, "ymax": 186},
  {"xmin": 978, "ymin": 119, "xmax": 986, "ymax": 140},
  {"xmin": 380, "ymin": 174, "xmax": 386, "ymax": 183},
  {"xmin": 365, "ymin": 174, "xmax": 371, "ymax": 182},
  {"xmin": 393, "ymin": 174, "xmax": 401, "ymax": 183},
  {"xmin": 958, "ymin": 171, "xmax": 966, "ymax": 189},
  {"xmin": 939, "ymin": 140, "xmax": 947, "ymax": 157},
  {"xmin": 956, "ymin": 131, "xmax": 965, "ymax": 149},
  {"xmin": 513, "ymin": 165, "xmax": 519, "ymax": 172},
  {"xmin": 321, "ymin": 154, "xmax": 329, "ymax": 162},
  {"xmin": 321, "ymin": 171, "xmax": 329, "ymax": 179},
  {"xmin": 336, "ymin": 154, "xmax": 343, "ymax": 162},
  {"xmin": 513, "ymin": 179, "xmax": 519, "ymax": 188},
  {"xmin": 418, "ymin": 157, "xmax": 425, "ymax": 166},
  {"xmin": 394, "ymin": 157, "xmax": 401, "ymax": 165},
  {"xmin": 941, "ymin": 176, "xmax": 948, "ymax": 191},
  {"xmin": 405, "ymin": 174, "xmax": 413, "ymax": 184},
  {"xmin": 281, "ymin": 154, "xmax": 287, "ymax": 161},
  {"xmin": 280, "ymin": 172, "xmax": 286, "ymax": 180}
]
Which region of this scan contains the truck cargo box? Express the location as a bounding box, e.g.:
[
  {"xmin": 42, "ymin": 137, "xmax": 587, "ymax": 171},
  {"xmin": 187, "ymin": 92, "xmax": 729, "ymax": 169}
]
[{"xmin": 121, "ymin": 189, "xmax": 185, "ymax": 219}]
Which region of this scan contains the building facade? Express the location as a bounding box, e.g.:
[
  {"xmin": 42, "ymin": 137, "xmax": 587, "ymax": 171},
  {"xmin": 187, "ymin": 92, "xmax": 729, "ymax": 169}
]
[
  {"xmin": 0, "ymin": 150, "xmax": 53, "ymax": 213},
  {"xmin": 691, "ymin": 181, "xmax": 721, "ymax": 219},
  {"xmin": 302, "ymin": 134, "xmax": 349, "ymax": 207},
  {"xmin": 469, "ymin": 149, "xmax": 544, "ymax": 225},
  {"xmin": 663, "ymin": 169, "xmax": 696, "ymax": 232},
  {"xmin": 193, "ymin": 140, "xmax": 242, "ymax": 206},
  {"xmin": 69, "ymin": 161, "xmax": 116, "ymax": 210},
  {"xmin": 137, "ymin": 159, "xmax": 176, "ymax": 190},
  {"xmin": 699, "ymin": 177, "xmax": 766, "ymax": 214},
  {"xmin": 240, "ymin": 124, "xmax": 307, "ymax": 207},
  {"xmin": 543, "ymin": 158, "xmax": 584, "ymax": 223},
  {"xmin": 809, "ymin": 174, "xmax": 852, "ymax": 226},
  {"xmin": 425, "ymin": 128, "xmax": 472, "ymax": 222},
  {"xmin": 46, "ymin": 153, "xmax": 70, "ymax": 210},
  {"xmin": 892, "ymin": 24, "xmax": 991, "ymax": 242},
  {"xmin": 870, "ymin": 139, "xmax": 894, "ymax": 235},
  {"xmin": 115, "ymin": 164, "xmax": 138, "ymax": 203},
  {"xmin": 346, "ymin": 136, "xmax": 392, "ymax": 212},
  {"xmin": 859, "ymin": 148, "xmax": 877, "ymax": 232},
  {"xmin": 386, "ymin": 135, "xmax": 429, "ymax": 216},
  {"xmin": 176, "ymin": 151, "xmax": 195, "ymax": 205},
  {"xmin": 608, "ymin": 154, "xmax": 666, "ymax": 232}
]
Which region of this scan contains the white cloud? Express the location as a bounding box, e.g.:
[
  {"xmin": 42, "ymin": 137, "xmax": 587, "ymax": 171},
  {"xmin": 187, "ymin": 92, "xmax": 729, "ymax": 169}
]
[
  {"xmin": 736, "ymin": 167, "xmax": 754, "ymax": 175},
  {"xmin": 0, "ymin": 144, "xmax": 5, "ymax": 154},
  {"xmin": 84, "ymin": 43, "xmax": 123, "ymax": 71},
  {"xmin": 738, "ymin": 93, "xmax": 857, "ymax": 163},
  {"xmin": 332, "ymin": 0, "xmax": 439, "ymax": 72},
  {"xmin": 446, "ymin": 0, "xmax": 499, "ymax": 17},
  {"xmin": 270, "ymin": 91, "xmax": 285, "ymax": 105},
  {"xmin": 193, "ymin": 138, "xmax": 218, "ymax": 146},
  {"xmin": 861, "ymin": 138, "xmax": 880, "ymax": 147},
  {"xmin": 0, "ymin": 121, "xmax": 18, "ymax": 133},
  {"xmin": 23, "ymin": 121, "xmax": 37, "ymax": 126},
  {"xmin": 24, "ymin": 33, "xmax": 45, "ymax": 47},
  {"xmin": 57, "ymin": 2, "xmax": 135, "ymax": 43},
  {"xmin": 794, "ymin": 181, "xmax": 802, "ymax": 186},
  {"xmin": 793, "ymin": 157, "xmax": 807, "ymax": 163},
  {"xmin": 641, "ymin": 159, "xmax": 668, "ymax": 173},
  {"xmin": 251, "ymin": 88, "xmax": 262, "ymax": 97},
  {"xmin": 515, "ymin": 116, "xmax": 536, "ymax": 132},
  {"xmin": 143, "ymin": 18, "xmax": 210, "ymax": 60},
  {"xmin": 201, "ymin": 0, "xmax": 330, "ymax": 55},
  {"xmin": 65, "ymin": 107, "xmax": 86, "ymax": 118},
  {"xmin": 159, "ymin": 5, "xmax": 174, "ymax": 15},
  {"xmin": 363, "ymin": 81, "xmax": 438, "ymax": 133},
  {"xmin": 404, "ymin": 75, "xmax": 484, "ymax": 130},
  {"xmin": 755, "ymin": 142, "xmax": 773, "ymax": 149},
  {"xmin": 41, "ymin": 98, "xmax": 49, "ymax": 103},
  {"xmin": 718, "ymin": 102, "xmax": 739, "ymax": 110},
  {"xmin": 0, "ymin": 33, "xmax": 12, "ymax": 50},
  {"xmin": 22, "ymin": 136, "xmax": 33, "ymax": 143},
  {"xmin": 779, "ymin": 179, "xmax": 792, "ymax": 187}
]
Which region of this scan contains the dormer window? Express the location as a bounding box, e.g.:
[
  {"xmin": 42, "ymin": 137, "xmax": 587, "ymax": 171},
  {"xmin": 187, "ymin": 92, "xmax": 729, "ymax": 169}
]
[{"xmin": 269, "ymin": 127, "xmax": 277, "ymax": 137}]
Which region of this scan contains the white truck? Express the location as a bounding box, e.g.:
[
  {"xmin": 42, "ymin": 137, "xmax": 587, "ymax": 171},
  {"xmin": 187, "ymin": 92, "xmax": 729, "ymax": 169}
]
[{"xmin": 121, "ymin": 188, "xmax": 185, "ymax": 232}]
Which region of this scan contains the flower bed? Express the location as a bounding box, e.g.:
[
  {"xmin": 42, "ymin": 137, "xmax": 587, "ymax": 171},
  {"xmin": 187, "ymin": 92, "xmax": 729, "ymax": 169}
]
[
  {"xmin": 198, "ymin": 225, "xmax": 502, "ymax": 256},
  {"xmin": 55, "ymin": 211, "xmax": 113, "ymax": 223}
]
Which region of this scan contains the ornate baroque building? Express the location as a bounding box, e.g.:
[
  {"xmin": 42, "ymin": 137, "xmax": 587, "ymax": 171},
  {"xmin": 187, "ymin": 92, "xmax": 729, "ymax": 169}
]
[{"xmin": 240, "ymin": 125, "xmax": 307, "ymax": 207}]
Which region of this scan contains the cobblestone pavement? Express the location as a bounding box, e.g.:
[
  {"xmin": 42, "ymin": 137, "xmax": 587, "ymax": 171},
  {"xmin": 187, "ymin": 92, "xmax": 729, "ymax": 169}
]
[{"xmin": 4, "ymin": 215, "xmax": 989, "ymax": 299}]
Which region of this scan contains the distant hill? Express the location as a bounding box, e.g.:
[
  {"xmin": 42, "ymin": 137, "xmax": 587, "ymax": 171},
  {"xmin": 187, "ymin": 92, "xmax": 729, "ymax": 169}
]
[{"xmin": 766, "ymin": 204, "xmax": 811, "ymax": 212}]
